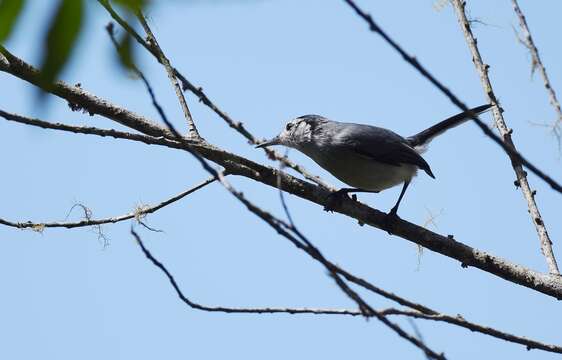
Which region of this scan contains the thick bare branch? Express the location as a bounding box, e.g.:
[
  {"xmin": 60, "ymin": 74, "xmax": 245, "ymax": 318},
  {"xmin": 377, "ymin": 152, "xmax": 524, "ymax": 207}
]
[
  {"xmin": 340, "ymin": 0, "xmax": 562, "ymax": 195},
  {"xmin": 3, "ymin": 106, "xmax": 562, "ymax": 299},
  {"xmin": 450, "ymin": 0, "xmax": 560, "ymax": 275}
]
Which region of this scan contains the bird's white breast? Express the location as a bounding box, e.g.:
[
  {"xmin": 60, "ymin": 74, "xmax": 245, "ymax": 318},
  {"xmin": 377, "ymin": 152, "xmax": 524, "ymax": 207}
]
[{"xmin": 303, "ymin": 147, "xmax": 417, "ymax": 191}]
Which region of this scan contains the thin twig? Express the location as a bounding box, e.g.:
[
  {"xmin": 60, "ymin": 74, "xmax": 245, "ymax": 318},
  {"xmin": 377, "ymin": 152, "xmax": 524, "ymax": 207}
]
[
  {"xmin": 408, "ymin": 319, "xmax": 432, "ymax": 360},
  {"xmin": 340, "ymin": 0, "xmax": 562, "ymax": 195},
  {"xmin": 328, "ymin": 272, "xmax": 446, "ymax": 360},
  {"xmin": 450, "ymin": 0, "xmax": 560, "ymax": 275},
  {"xmin": 131, "ymin": 228, "xmax": 363, "ymax": 315},
  {"xmin": 135, "ymin": 13, "xmax": 200, "ymax": 138},
  {"xmin": 105, "ymin": 22, "xmax": 174, "ymax": 136},
  {"xmin": 0, "ymin": 175, "xmax": 216, "ymax": 230},
  {"xmin": 392, "ymin": 309, "xmax": 562, "ymax": 354},
  {"xmin": 511, "ymin": 0, "xmax": 562, "ymax": 151}
]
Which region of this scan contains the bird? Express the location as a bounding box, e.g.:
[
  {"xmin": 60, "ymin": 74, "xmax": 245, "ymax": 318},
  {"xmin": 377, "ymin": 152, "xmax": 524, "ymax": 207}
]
[{"xmin": 257, "ymin": 104, "xmax": 492, "ymax": 218}]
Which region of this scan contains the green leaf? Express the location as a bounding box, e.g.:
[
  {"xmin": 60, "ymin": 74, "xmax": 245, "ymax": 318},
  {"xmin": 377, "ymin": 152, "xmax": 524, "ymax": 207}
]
[
  {"xmin": 38, "ymin": 0, "xmax": 84, "ymax": 89},
  {"xmin": 0, "ymin": 0, "xmax": 26, "ymax": 43},
  {"xmin": 116, "ymin": 31, "xmax": 136, "ymax": 70},
  {"xmin": 113, "ymin": 0, "xmax": 146, "ymax": 12}
]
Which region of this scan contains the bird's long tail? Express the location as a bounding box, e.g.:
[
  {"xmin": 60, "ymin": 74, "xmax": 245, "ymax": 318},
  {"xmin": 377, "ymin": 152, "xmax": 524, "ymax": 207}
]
[{"xmin": 407, "ymin": 104, "xmax": 492, "ymax": 149}]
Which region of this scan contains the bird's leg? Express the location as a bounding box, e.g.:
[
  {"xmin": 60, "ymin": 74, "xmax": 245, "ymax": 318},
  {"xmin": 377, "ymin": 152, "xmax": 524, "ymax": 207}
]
[
  {"xmin": 384, "ymin": 180, "xmax": 411, "ymax": 234},
  {"xmin": 324, "ymin": 188, "xmax": 379, "ymax": 212}
]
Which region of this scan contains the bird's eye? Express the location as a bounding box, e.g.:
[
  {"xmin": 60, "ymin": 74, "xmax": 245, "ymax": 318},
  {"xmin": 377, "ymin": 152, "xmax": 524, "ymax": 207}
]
[{"xmin": 285, "ymin": 123, "xmax": 294, "ymax": 131}]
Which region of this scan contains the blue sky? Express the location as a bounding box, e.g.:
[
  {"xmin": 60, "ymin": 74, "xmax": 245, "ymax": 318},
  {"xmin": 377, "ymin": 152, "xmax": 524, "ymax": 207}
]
[{"xmin": 1, "ymin": 0, "xmax": 562, "ymax": 359}]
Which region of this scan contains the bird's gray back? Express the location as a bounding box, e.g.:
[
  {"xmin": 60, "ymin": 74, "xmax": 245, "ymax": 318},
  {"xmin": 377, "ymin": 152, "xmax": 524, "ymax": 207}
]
[{"xmin": 310, "ymin": 120, "xmax": 434, "ymax": 178}]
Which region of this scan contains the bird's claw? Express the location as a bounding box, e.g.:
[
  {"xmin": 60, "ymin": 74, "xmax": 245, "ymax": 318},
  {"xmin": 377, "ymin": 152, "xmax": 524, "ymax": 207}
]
[
  {"xmin": 324, "ymin": 190, "xmax": 350, "ymax": 212},
  {"xmin": 383, "ymin": 208, "xmax": 400, "ymax": 235}
]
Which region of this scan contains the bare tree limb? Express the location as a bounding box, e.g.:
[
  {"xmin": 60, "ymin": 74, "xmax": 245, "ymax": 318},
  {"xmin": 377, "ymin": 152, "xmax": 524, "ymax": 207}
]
[
  {"xmin": 3, "ymin": 105, "xmax": 562, "ymax": 299},
  {"xmin": 511, "ymin": 0, "xmax": 562, "ymax": 151},
  {"xmin": 131, "ymin": 228, "xmax": 365, "ymax": 315},
  {"xmin": 329, "ymin": 271, "xmax": 446, "ymax": 360},
  {"xmin": 340, "ymin": 0, "xmax": 562, "ymax": 195},
  {"xmin": 0, "ymin": 45, "xmax": 170, "ymax": 138},
  {"xmin": 407, "ymin": 319, "xmax": 432, "ymax": 360},
  {"xmin": 392, "ymin": 309, "xmax": 562, "ymax": 354},
  {"xmin": 133, "ymin": 225, "xmax": 447, "ymax": 359},
  {"xmin": 135, "ymin": 12, "xmax": 200, "ymax": 139},
  {"xmin": 450, "ymin": 0, "xmax": 560, "ymax": 275},
  {"xmin": 0, "ymin": 170, "xmax": 216, "ymax": 230}
]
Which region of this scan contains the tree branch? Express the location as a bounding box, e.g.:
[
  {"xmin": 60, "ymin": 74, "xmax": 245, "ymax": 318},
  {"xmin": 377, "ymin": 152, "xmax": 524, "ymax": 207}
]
[
  {"xmin": 450, "ymin": 0, "xmax": 560, "ymax": 275},
  {"xmin": 511, "ymin": 0, "xmax": 562, "ymax": 150},
  {"xmin": 0, "ymin": 167, "xmax": 216, "ymax": 230},
  {"xmin": 135, "ymin": 12, "xmax": 200, "ymax": 139},
  {"xmin": 131, "ymin": 228, "xmax": 364, "ymax": 315},
  {"xmin": 0, "ymin": 45, "xmax": 170, "ymax": 138}
]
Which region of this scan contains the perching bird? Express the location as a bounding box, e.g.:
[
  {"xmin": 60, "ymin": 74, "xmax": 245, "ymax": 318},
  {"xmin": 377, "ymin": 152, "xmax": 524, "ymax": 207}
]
[{"xmin": 257, "ymin": 104, "xmax": 492, "ymax": 217}]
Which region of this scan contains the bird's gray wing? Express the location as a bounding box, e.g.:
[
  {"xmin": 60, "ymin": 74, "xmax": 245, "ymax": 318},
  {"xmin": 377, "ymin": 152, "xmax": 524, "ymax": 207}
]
[{"xmin": 335, "ymin": 123, "xmax": 435, "ymax": 178}]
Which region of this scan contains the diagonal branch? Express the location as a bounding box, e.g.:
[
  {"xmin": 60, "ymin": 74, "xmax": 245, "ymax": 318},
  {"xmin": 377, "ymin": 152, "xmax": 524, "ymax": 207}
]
[
  {"xmin": 511, "ymin": 0, "xmax": 562, "ymax": 150},
  {"xmin": 340, "ymin": 0, "xmax": 562, "ymax": 195},
  {"xmin": 3, "ymin": 107, "xmax": 562, "ymax": 299},
  {"xmin": 0, "ymin": 170, "xmax": 216, "ymax": 230},
  {"xmin": 450, "ymin": 0, "xmax": 560, "ymax": 275},
  {"xmin": 135, "ymin": 12, "xmax": 200, "ymax": 139},
  {"xmin": 392, "ymin": 310, "xmax": 562, "ymax": 354}
]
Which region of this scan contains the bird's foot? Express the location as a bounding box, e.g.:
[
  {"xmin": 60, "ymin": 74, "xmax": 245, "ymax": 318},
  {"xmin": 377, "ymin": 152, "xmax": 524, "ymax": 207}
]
[
  {"xmin": 383, "ymin": 208, "xmax": 400, "ymax": 235},
  {"xmin": 324, "ymin": 190, "xmax": 352, "ymax": 212}
]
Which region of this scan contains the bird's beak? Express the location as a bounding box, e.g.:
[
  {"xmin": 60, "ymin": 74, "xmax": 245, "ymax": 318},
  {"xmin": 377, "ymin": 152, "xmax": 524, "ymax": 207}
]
[{"xmin": 255, "ymin": 136, "xmax": 281, "ymax": 148}]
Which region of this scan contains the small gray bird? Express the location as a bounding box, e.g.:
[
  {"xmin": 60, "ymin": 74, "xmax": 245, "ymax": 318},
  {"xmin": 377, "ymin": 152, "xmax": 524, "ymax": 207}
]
[{"xmin": 257, "ymin": 104, "xmax": 491, "ymax": 217}]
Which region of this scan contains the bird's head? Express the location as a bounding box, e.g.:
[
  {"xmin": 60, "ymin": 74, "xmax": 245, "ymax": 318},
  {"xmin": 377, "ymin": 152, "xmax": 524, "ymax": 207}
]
[{"xmin": 256, "ymin": 115, "xmax": 327, "ymax": 149}]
